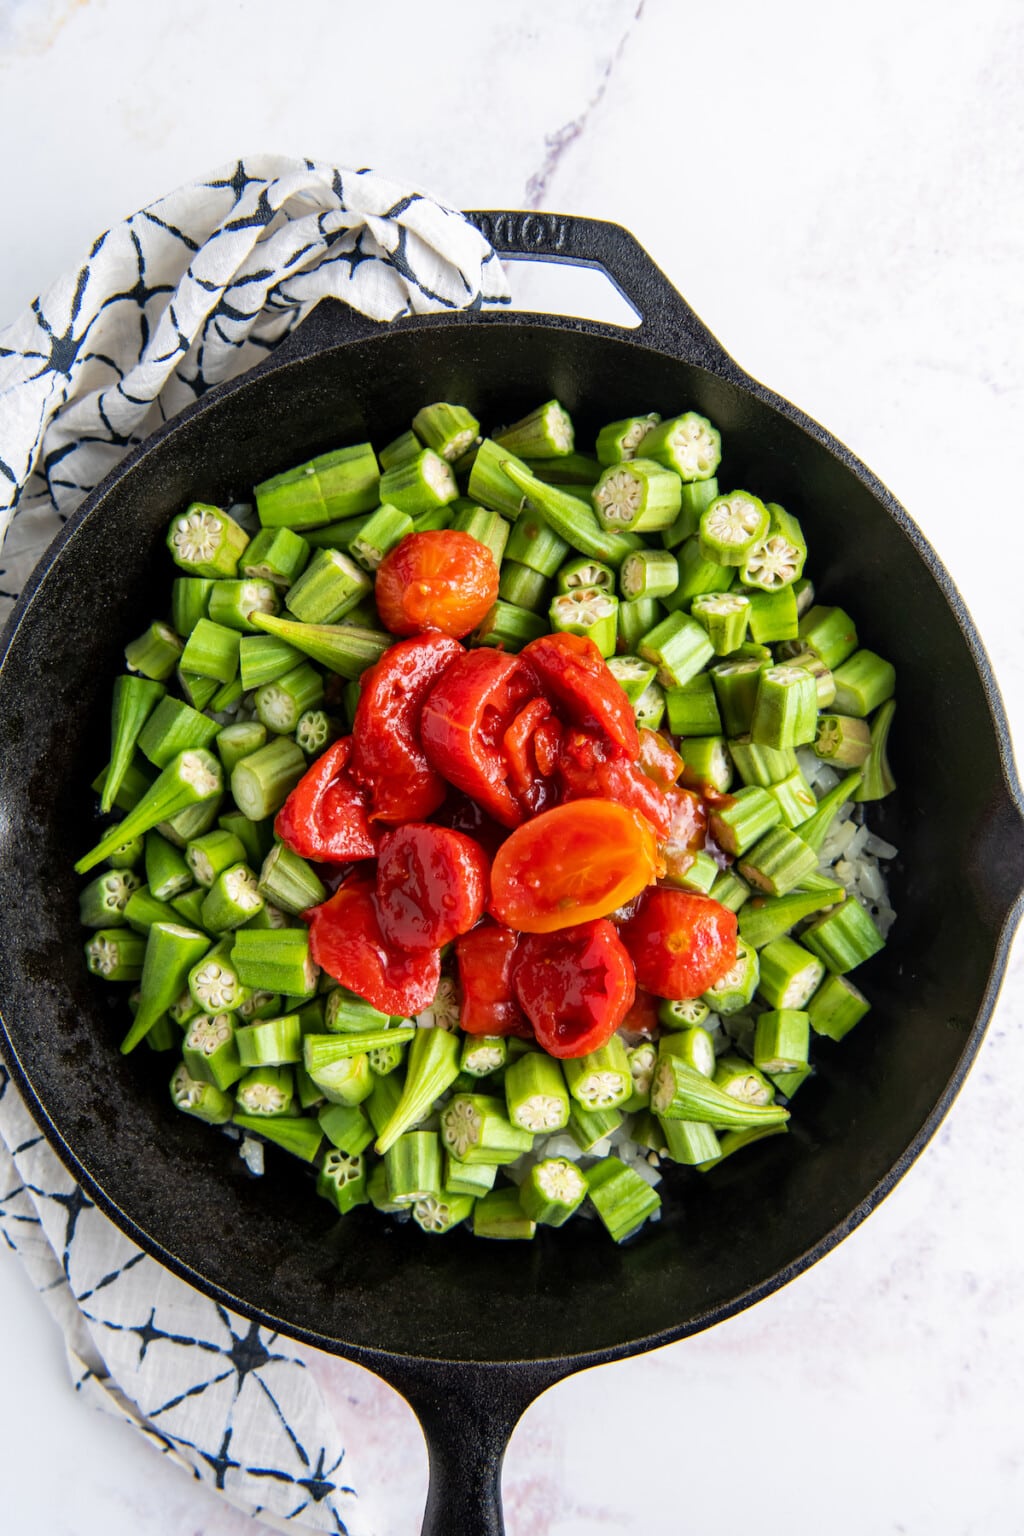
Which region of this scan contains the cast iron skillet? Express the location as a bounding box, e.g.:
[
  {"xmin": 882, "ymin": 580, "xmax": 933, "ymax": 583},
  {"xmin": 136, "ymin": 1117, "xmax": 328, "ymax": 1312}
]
[{"xmin": 1, "ymin": 213, "xmax": 1022, "ymax": 1535}]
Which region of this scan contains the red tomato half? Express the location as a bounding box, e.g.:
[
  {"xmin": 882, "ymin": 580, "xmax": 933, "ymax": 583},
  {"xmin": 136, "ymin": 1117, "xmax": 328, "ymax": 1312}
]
[
  {"xmin": 375, "ymin": 530, "xmax": 499, "ymax": 638},
  {"xmin": 455, "ymin": 920, "xmax": 532, "ymax": 1038},
  {"xmin": 375, "ymin": 823, "xmax": 488, "ymax": 950},
  {"xmin": 557, "ymin": 728, "xmax": 707, "ymax": 848},
  {"xmin": 419, "ymin": 647, "xmax": 544, "ymax": 828},
  {"xmin": 618, "ymin": 888, "xmax": 738, "ymax": 1000},
  {"xmin": 305, "ymin": 871, "xmax": 441, "ymax": 1016},
  {"xmin": 520, "ymin": 631, "xmax": 639, "ymax": 758},
  {"xmin": 512, "ymin": 919, "xmax": 636, "ymax": 1059},
  {"xmin": 275, "ymin": 736, "xmax": 376, "ymax": 862},
  {"xmin": 349, "ymin": 633, "xmax": 463, "ymax": 824}
]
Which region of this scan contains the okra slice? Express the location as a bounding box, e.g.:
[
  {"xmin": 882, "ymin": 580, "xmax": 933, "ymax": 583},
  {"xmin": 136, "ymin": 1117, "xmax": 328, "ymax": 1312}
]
[
  {"xmin": 167, "ymin": 502, "xmax": 250, "ymax": 578},
  {"xmin": 318, "ymin": 1101, "xmax": 375, "ymax": 1156},
  {"xmin": 474, "ymin": 601, "xmax": 546, "ymax": 652},
  {"xmin": 185, "ymin": 828, "xmax": 246, "ymax": 889},
  {"xmin": 709, "ymin": 785, "xmax": 782, "ymax": 856},
  {"xmin": 76, "ymin": 749, "xmax": 223, "ymax": 876},
  {"xmin": 691, "ymin": 592, "xmax": 751, "ymax": 656},
  {"xmin": 498, "ymin": 561, "xmax": 549, "ymax": 611},
  {"xmin": 710, "ymin": 659, "xmax": 763, "ymax": 737},
  {"xmin": 505, "ymin": 509, "xmax": 571, "ymax": 575},
  {"xmin": 367, "ymin": 1158, "xmax": 405, "ymax": 1213},
  {"xmin": 207, "ymin": 578, "xmax": 279, "ymax": 634},
  {"xmin": 187, "ymin": 938, "xmax": 246, "ymax": 1015},
  {"xmin": 413, "ymin": 1191, "xmax": 476, "ymax": 1235},
  {"xmin": 85, "ymin": 928, "xmax": 146, "ymax": 982},
  {"xmin": 852, "ymin": 698, "xmax": 896, "ymax": 802},
  {"xmin": 472, "ymin": 1187, "xmax": 536, "ymax": 1241},
  {"xmin": 661, "ymin": 479, "xmax": 720, "ymax": 550},
  {"xmin": 231, "ymin": 737, "xmax": 306, "ymax": 821},
  {"xmin": 780, "ymin": 647, "xmax": 836, "ymax": 709},
  {"xmin": 385, "ymin": 1130, "xmax": 443, "ymax": 1203},
  {"xmin": 607, "ymin": 654, "xmax": 658, "ymax": 704},
  {"xmin": 250, "ymin": 610, "xmax": 391, "ymax": 679},
  {"xmin": 657, "ymin": 1001, "xmax": 712, "ymax": 1036},
  {"xmin": 753, "ymin": 1010, "xmax": 810, "ymax": 1074},
  {"xmin": 652, "ymin": 1051, "xmax": 789, "ymax": 1130},
  {"xmin": 467, "ymin": 438, "xmax": 533, "ymax": 518},
  {"xmin": 567, "ymin": 1103, "xmax": 623, "ymax": 1153},
  {"xmin": 102, "ymin": 676, "xmax": 167, "ymax": 814},
  {"xmin": 740, "ymin": 503, "xmax": 807, "ymax": 591},
  {"xmin": 443, "ymin": 1154, "xmax": 499, "ymax": 1199},
  {"xmin": 645, "ymin": 412, "xmax": 721, "ymax": 482},
  {"xmin": 451, "ymin": 502, "xmax": 511, "ymax": 568},
  {"xmin": 413, "ymin": 976, "xmax": 461, "ymax": 1033},
  {"xmin": 123, "ymin": 920, "xmax": 210, "ymax": 1053},
  {"xmin": 592, "ymin": 458, "xmax": 681, "ymax": 533},
  {"xmin": 750, "ymin": 665, "xmax": 818, "ymax": 749},
  {"xmin": 624, "ymin": 1041, "xmax": 658, "ymax": 1111},
  {"xmin": 801, "ymin": 898, "xmax": 885, "ymax": 974},
  {"xmin": 702, "ymin": 937, "xmax": 760, "ymax": 1015},
  {"xmin": 79, "ymin": 869, "xmax": 140, "ymax": 928},
  {"xmin": 664, "ymin": 674, "xmax": 721, "ymax": 737},
  {"xmin": 617, "ymin": 596, "xmax": 665, "ymax": 653},
  {"xmin": 525, "ymin": 452, "xmax": 602, "ymax": 486},
  {"xmin": 678, "ymin": 737, "xmax": 733, "ymax": 795},
  {"xmin": 379, "ymin": 430, "xmax": 421, "ymax": 471},
  {"xmin": 349, "ymin": 504, "xmax": 415, "ymax": 571},
  {"xmin": 813, "ymin": 713, "xmax": 872, "ymax": 768},
  {"xmin": 757, "ymin": 936, "xmax": 826, "ymax": 1009},
  {"xmin": 171, "ymin": 577, "xmax": 215, "ymax": 637},
  {"xmin": 659, "ymin": 1117, "xmax": 721, "ymax": 1167},
  {"xmin": 235, "ymin": 1065, "xmax": 295, "ymax": 1117},
  {"xmin": 639, "ymin": 611, "xmax": 715, "ymax": 688},
  {"xmin": 123, "ymin": 622, "xmax": 183, "ymax": 683},
  {"xmin": 699, "ymin": 491, "xmax": 769, "ymax": 566},
  {"xmin": 549, "ymin": 586, "xmax": 618, "ymax": 656},
  {"xmin": 137, "ymin": 698, "xmax": 220, "ymax": 770},
  {"xmin": 379, "ymin": 448, "xmax": 457, "ymax": 515},
  {"xmin": 183, "ymin": 1012, "xmax": 245, "ymax": 1090},
  {"xmin": 374, "ymin": 1027, "xmax": 461, "ymax": 1154},
  {"xmin": 440, "ymin": 1094, "xmax": 534, "ymax": 1165},
  {"xmin": 236, "ymin": 1013, "xmax": 304, "ymax": 1068},
  {"xmin": 123, "ymin": 883, "xmax": 180, "ymax": 933},
  {"xmin": 200, "ymin": 863, "xmax": 264, "ymax": 934},
  {"xmin": 798, "ymin": 770, "xmax": 863, "ymax": 853},
  {"xmin": 563, "ymin": 1038, "xmax": 632, "ymax": 1112},
  {"xmin": 177, "ymin": 671, "xmax": 220, "ymax": 712},
  {"xmin": 595, "ymin": 412, "xmax": 661, "ymax": 464},
  {"xmin": 179, "ymin": 618, "xmax": 241, "ymax": 685},
  {"xmin": 498, "ymin": 458, "xmax": 639, "ymax": 567},
  {"xmin": 368, "ymin": 1041, "xmax": 406, "ymax": 1077},
  {"xmin": 241, "ymin": 525, "xmax": 311, "ymax": 588},
  {"xmin": 709, "ymin": 869, "xmax": 751, "ymax": 912},
  {"xmin": 737, "ymin": 826, "xmax": 818, "ymax": 896},
  {"xmin": 747, "ymin": 587, "xmax": 799, "ymax": 645},
  {"xmin": 233, "ymin": 1114, "xmax": 322, "ymax": 1164},
  {"xmin": 284, "ymin": 547, "xmax": 372, "ymax": 625},
  {"xmin": 619, "ymin": 547, "xmax": 679, "ymax": 602},
  {"xmin": 830, "ymin": 650, "xmax": 896, "ymax": 719},
  {"xmin": 584, "ymin": 1157, "xmax": 661, "ymax": 1243},
  {"xmin": 232, "ymin": 926, "xmax": 317, "ymax": 999},
  {"xmin": 239, "ymin": 634, "xmax": 303, "ymax": 691},
  {"xmin": 634, "ymin": 681, "xmax": 666, "ymax": 730},
  {"xmin": 767, "ymin": 766, "xmax": 818, "ymax": 828},
  {"xmin": 504, "ymin": 1052, "xmax": 570, "ymax": 1133},
  {"xmin": 294, "ymin": 709, "xmax": 340, "ymax": 758},
  {"xmin": 256, "ymin": 841, "xmax": 326, "ymax": 916},
  {"xmin": 460, "ymin": 1035, "xmax": 508, "ymax": 1078},
  {"xmin": 783, "ymin": 604, "xmax": 858, "ymax": 670},
  {"xmin": 738, "ymin": 886, "xmax": 844, "ymax": 949},
  {"xmin": 324, "ymin": 988, "xmax": 391, "ymax": 1035},
  {"xmin": 727, "ymin": 737, "xmax": 798, "ymax": 787},
  {"xmin": 666, "ymin": 847, "xmax": 718, "ymax": 895},
  {"xmin": 316, "ymin": 1149, "xmax": 368, "ymax": 1214},
  {"xmin": 807, "ymin": 972, "xmax": 871, "ymax": 1040},
  {"xmin": 255, "ymin": 662, "xmax": 325, "ymax": 735},
  {"xmin": 412, "ymin": 402, "xmax": 480, "ymax": 462},
  {"xmin": 494, "ymin": 399, "xmax": 574, "ymax": 458},
  {"xmin": 519, "ymin": 1158, "xmax": 588, "ymax": 1227},
  {"xmin": 171, "ymin": 1061, "xmax": 233, "ymax": 1124},
  {"xmin": 105, "ymin": 833, "xmax": 145, "ymax": 870}
]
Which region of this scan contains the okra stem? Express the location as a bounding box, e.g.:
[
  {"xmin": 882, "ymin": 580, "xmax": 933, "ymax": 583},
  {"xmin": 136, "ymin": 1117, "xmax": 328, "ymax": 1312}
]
[
  {"xmin": 102, "ymin": 677, "xmax": 167, "ymax": 814},
  {"xmin": 76, "ymin": 749, "xmax": 223, "ymax": 875},
  {"xmin": 249, "ymin": 610, "xmax": 391, "ymax": 679},
  {"xmin": 374, "ymin": 1026, "xmax": 461, "ymax": 1154}
]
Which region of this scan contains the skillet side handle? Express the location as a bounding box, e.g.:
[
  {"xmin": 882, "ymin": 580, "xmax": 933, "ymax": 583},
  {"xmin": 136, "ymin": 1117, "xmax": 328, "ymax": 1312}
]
[
  {"xmin": 385, "ymin": 1359, "xmax": 569, "ymax": 1536},
  {"xmin": 971, "ymin": 786, "xmax": 1024, "ymax": 930},
  {"xmin": 466, "ymin": 208, "xmax": 745, "ymax": 378}
]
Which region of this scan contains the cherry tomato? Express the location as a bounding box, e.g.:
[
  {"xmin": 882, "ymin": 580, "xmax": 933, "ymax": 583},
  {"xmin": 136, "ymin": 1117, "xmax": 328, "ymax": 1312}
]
[
  {"xmin": 375, "ymin": 530, "xmax": 499, "ymax": 638},
  {"xmin": 618, "ymin": 888, "xmax": 738, "ymax": 1000},
  {"xmin": 520, "ymin": 631, "xmax": 639, "ymax": 758},
  {"xmin": 557, "ymin": 728, "xmax": 707, "ymax": 848},
  {"xmin": 349, "ymin": 633, "xmax": 463, "ymax": 824},
  {"xmin": 419, "ymin": 647, "xmax": 543, "ymax": 827},
  {"xmin": 620, "ymin": 987, "xmax": 661, "ymax": 1040},
  {"xmin": 375, "ymin": 823, "xmax": 488, "ymax": 951},
  {"xmin": 275, "ymin": 736, "xmax": 376, "ymax": 863},
  {"xmin": 502, "ymin": 696, "xmax": 560, "ymax": 813},
  {"xmin": 637, "ymin": 728, "xmax": 684, "ymax": 791},
  {"xmin": 455, "ymin": 920, "xmax": 532, "ymax": 1038},
  {"xmin": 489, "ymin": 799, "xmax": 660, "ymax": 933},
  {"xmin": 512, "ymin": 919, "xmax": 636, "ymax": 1059},
  {"xmin": 305, "ymin": 871, "xmax": 440, "ymax": 1015}
]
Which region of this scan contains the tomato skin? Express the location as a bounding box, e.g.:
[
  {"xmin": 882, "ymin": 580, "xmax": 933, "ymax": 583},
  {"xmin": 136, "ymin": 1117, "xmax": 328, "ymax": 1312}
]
[
  {"xmin": 520, "ymin": 631, "xmax": 639, "ymax": 758},
  {"xmin": 620, "ymin": 987, "xmax": 661, "ymax": 1040},
  {"xmin": 637, "ymin": 728, "xmax": 684, "ymax": 791},
  {"xmin": 375, "ymin": 823, "xmax": 488, "ymax": 950},
  {"xmin": 512, "ymin": 919, "xmax": 636, "ymax": 1059},
  {"xmin": 618, "ymin": 888, "xmax": 738, "ymax": 1000},
  {"xmin": 275, "ymin": 737, "xmax": 376, "ymax": 862},
  {"xmin": 375, "ymin": 530, "xmax": 499, "ymax": 638},
  {"xmin": 305, "ymin": 872, "xmax": 441, "ymax": 1015},
  {"xmin": 455, "ymin": 920, "xmax": 533, "ymax": 1037},
  {"xmin": 489, "ymin": 799, "xmax": 660, "ymax": 933},
  {"xmin": 419, "ymin": 647, "xmax": 543, "ymax": 828},
  {"xmin": 557, "ymin": 728, "xmax": 706, "ymax": 848},
  {"xmin": 350, "ymin": 633, "xmax": 463, "ymax": 824}
]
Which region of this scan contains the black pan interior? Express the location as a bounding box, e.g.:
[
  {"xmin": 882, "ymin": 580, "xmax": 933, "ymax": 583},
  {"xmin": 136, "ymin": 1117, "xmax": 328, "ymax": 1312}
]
[{"xmin": 0, "ymin": 314, "xmax": 1017, "ymax": 1364}]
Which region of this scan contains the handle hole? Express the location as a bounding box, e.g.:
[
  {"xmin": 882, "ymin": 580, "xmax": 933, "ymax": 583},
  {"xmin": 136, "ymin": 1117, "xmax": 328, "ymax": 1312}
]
[{"xmin": 501, "ymin": 255, "xmax": 641, "ymax": 330}]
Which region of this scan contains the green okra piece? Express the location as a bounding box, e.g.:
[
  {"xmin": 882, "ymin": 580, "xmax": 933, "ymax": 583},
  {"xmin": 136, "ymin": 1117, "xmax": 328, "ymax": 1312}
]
[
  {"xmin": 801, "ymin": 897, "xmax": 885, "ymax": 974},
  {"xmin": 208, "ymin": 577, "xmax": 280, "ymax": 633},
  {"xmin": 726, "ymin": 737, "xmax": 798, "ymax": 787},
  {"xmin": 813, "ymin": 713, "xmax": 873, "ymax": 768},
  {"xmin": 367, "ymin": 1158, "xmax": 405, "ymax": 1213},
  {"xmin": 499, "ymin": 458, "xmax": 639, "ymax": 567},
  {"xmin": 411, "ymin": 505, "xmax": 455, "ymax": 532},
  {"xmin": 666, "ymin": 847, "xmax": 718, "ymax": 895},
  {"xmin": 595, "ymin": 412, "xmax": 661, "ymax": 464},
  {"xmin": 77, "ymin": 749, "xmax": 223, "ymax": 876},
  {"xmin": 124, "ymin": 622, "xmax": 183, "ymax": 682},
  {"xmin": 141, "ymin": 1009, "xmax": 177, "ymax": 1053},
  {"xmin": 691, "ymin": 592, "xmax": 751, "ymax": 656},
  {"xmin": 440, "ymin": 1093, "xmax": 534, "ymax": 1164},
  {"xmin": 780, "ymin": 647, "xmax": 836, "ymax": 708},
  {"xmin": 635, "ymin": 681, "xmax": 666, "ymax": 731},
  {"xmin": 101, "ymin": 676, "xmax": 167, "ymax": 814},
  {"xmin": 472, "ymin": 1187, "xmax": 536, "ymax": 1241},
  {"xmin": 379, "ymin": 429, "xmax": 422, "ymax": 471},
  {"xmin": 137, "ymin": 697, "xmax": 220, "ymax": 770},
  {"xmin": 241, "ymin": 525, "xmax": 311, "ymax": 587},
  {"xmin": 255, "ymin": 663, "xmax": 324, "ymax": 736},
  {"xmin": 592, "ymin": 458, "xmax": 681, "ymax": 533},
  {"xmin": 233, "ymin": 1113, "xmax": 323, "ymax": 1163},
  {"xmin": 214, "ymin": 722, "xmax": 268, "ymax": 778},
  {"xmin": 318, "ymin": 1101, "xmax": 375, "ymax": 1156},
  {"xmin": 304, "ymin": 1028, "xmax": 416, "ymax": 1074},
  {"xmin": 665, "ymin": 674, "xmax": 722, "ymax": 736},
  {"xmin": 618, "ymin": 547, "xmax": 679, "ymax": 602},
  {"xmin": 123, "ymin": 883, "xmax": 180, "ymax": 933},
  {"xmin": 144, "ymin": 830, "xmax": 192, "ymax": 902},
  {"xmin": 657, "ymin": 999, "xmax": 712, "ymax": 1034},
  {"xmin": 504, "ymin": 508, "xmax": 571, "ymax": 575},
  {"xmin": 348, "ymin": 504, "xmax": 415, "ymax": 571},
  {"xmin": 747, "ymin": 586, "xmax": 799, "ymax": 645},
  {"xmin": 232, "ymin": 926, "xmax": 317, "ymax": 998},
  {"xmin": 766, "ymin": 766, "xmax": 817, "ymax": 828},
  {"xmin": 709, "ymin": 869, "xmax": 751, "ymax": 912},
  {"xmin": 617, "ymin": 596, "xmax": 664, "ymax": 653},
  {"xmin": 658, "ymin": 1117, "xmax": 722, "ymax": 1166},
  {"xmin": 563, "ymin": 1037, "xmax": 632, "ymax": 1112},
  {"xmin": 699, "ymin": 489, "xmax": 769, "ymax": 566},
  {"xmin": 678, "ymin": 736, "xmax": 733, "ymax": 795},
  {"xmin": 738, "ymin": 885, "xmax": 845, "ymax": 949},
  {"xmin": 413, "ymin": 1190, "xmax": 476, "ymax": 1235},
  {"xmin": 783, "ymin": 604, "xmax": 859, "ymax": 670},
  {"xmin": 639, "ymin": 611, "xmax": 715, "ymax": 688},
  {"xmin": 710, "ymin": 659, "xmax": 763, "ymax": 737},
  {"xmin": 661, "ymin": 478, "xmax": 720, "ymax": 550},
  {"xmin": 769, "ymin": 1062, "xmax": 813, "ymax": 1099},
  {"xmin": 645, "ymin": 411, "xmax": 721, "ymax": 482},
  {"xmin": 295, "ymin": 709, "xmax": 341, "ymax": 757},
  {"xmin": 412, "ymin": 402, "xmax": 481, "ymax": 461},
  {"xmin": 235, "ymin": 1064, "xmax": 295, "ymax": 1117},
  {"xmin": 757, "ymin": 936, "xmax": 826, "ymax": 1009},
  {"xmin": 709, "ymin": 785, "xmax": 782, "ymax": 856},
  {"xmin": 584, "ymin": 1157, "xmax": 661, "ymax": 1243},
  {"xmin": 265, "ymin": 445, "xmax": 379, "ymax": 529},
  {"xmin": 750, "ymin": 664, "xmax": 818, "ymax": 749},
  {"xmin": 702, "ymin": 936, "xmax": 760, "ymax": 1014},
  {"xmin": 79, "ymin": 868, "xmax": 140, "ymax": 928},
  {"xmin": 754, "ymin": 1010, "xmax": 811, "ymax": 1074},
  {"xmin": 183, "ymin": 1012, "xmax": 245, "ymax": 1091},
  {"xmin": 171, "ymin": 577, "xmax": 215, "ymax": 637},
  {"xmin": 497, "ymin": 560, "xmax": 549, "ymax": 610},
  {"xmin": 852, "ymin": 699, "xmax": 896, "ymax": 801},
  {"xmin": 738, "ymin": 825, "xmax": 818, "ymax": 896},
  {"xmin": 209, "ymin": 675, "xmax": 243, "ymax": 714},
  {"xmin": 257, "ymin": 841, "xmax": 326, "ymax": 916},
  {"xmin": 792, "ymin": 576, "xmax": 815, "ymax": 615},
  {"xmin": 239, "ymin": 633, "xmax": 303, "ymax": 691},
  {"xmin": 451, "ymin": 502, "xmax": 510, "ymax": 567},
  {"xmin": 607, "ymin": 654, "xmax": 658, "ymax": 704},
  {"xmin": 374, "ymin": 1026, "xmax": 461, "ymax": 1154},
  {"xmin": 235, "ymin": 989, "xmax": 284, "ymax": 1023},
  {"xmin": 368, "ymin": 1041, "xmax": 406, "ymax": 1077},
  {"xmin": 460, "ymin": 1035, "xmax": 508, "ymax": 1078},
  {"xmin": 324, "ymin": 988, "xmax": 391, "ymax": 1034},
  {"xmin": 121, "ymin": 922, "xmax": 210, "ymax": 1052},
  {"xmin": 495, "ymin": 399, "xmax": 574, "ymax": 458},
  {"xmin": 188, "ymin": 938, "xmax": 248, "ymax": 1014},
  {"xmin": 443, "ymin": 1153, "xmax": 499, "ymax": 1199},
  {"xmin": 548, "ymin": 586, "xmax": 618, "ymax": 657},
  {"xmin": 315, "ymin": 1148, "xmax": 369, "ymax": 1214},
  {"xmin": 467, "ymin": 438, "xmax": 534, "ymax": 518},
  {"xmin": 284, "ymin": 547, "xmax": 371, "ymax": 625},
  {"xmin": 236, "ymin": 1013, "xmax": 304, "ymax": 1068},
  {"xmin": 831, "ymin": 650, "xmax": 896, "ymax": 718},
  {"xmin": 519, "ymin": 1157, "xmax": 588, "ymax": 1227},
  {"xmin": 385, "ymin": 1130, "xmax": 443, "ymax": 1204},
  {"xmin": 713, "ymin": 1053, "xmax": 776, "ymax": 1105},
  {"xmin": 170, "ymin": 1061, "xmax": 233, "ymax": 1124},
  {"xmin": 231, "ymin": 737, "xmax": 306, "ymax": 822},
  {"xmin": 365, "ymin": 1069, "xmax": 404, "ymax": 1140},
  {"xmin": 504, "ymin": 1052, "xmax": 570, "ymax": 1133},
  {"xmin": 740, "ymin": 502, "xmax": 807, "ymax": 592},
  {"xmin": 105, "ymin": 833, "xmax": 146, "ymax": 870},
  {"xmin": 168, "ymin": 986, "xmax": 202, "ymax": 1028},
  {"xmin": 178, "ymin": 618, "xmax": 240, "ymax": 685},
  {"xmin": 249, "ymin": 610, "xmax": 390, "ymax": 679},
  {"xmin": 523, "ymin": 452, "xmax": 601, "ymax": 485},
  {"xmin": 652, "ymin": 1051, "xmax": 789, "ymax": 1129},
  {"xmin": 200, "ymin": 863, "xmax": 264, "ymax": 934},
  {"xmin": 697, "ymin": 1121, "xmax": 788, "ymax": 1171},
  {"xmin": 474, "ymin": 600, "xmax": 547, "ymax": 652},
  {"xmin": 567, "ymin": 1102, "xmax": 623, "ymax": 1153},
  {"xmin": 624, "ymin": 1041, "xmax": 659, "ymax": 1111},
  {"xmin": 807, "ymin": 972, "xmax": 871, "ymax": 1040},
  {"xmin": 379, "ymin": 448, "xmax": 457, "ymax": 516},
  {"xmin": 85, "ymin": 927, "xmax": 146, "ymax": 982},
  {"xmin": 798, "ymin": 769, "xmax": 864, "ymax": 853},
  {"xmin": 177, "ymin": 671, "xmax": 220, "ymax": 712},
  {"xmin": 167, "ymin": 502, "xmax": 250, "ymax": 577},
  {"xmin": 217, "ymin": 811, "xmax": 274, "ymax": 873},
  {"xmin": 659, "ymin": 1027, "xmax": 717, "ymax": 1077}
]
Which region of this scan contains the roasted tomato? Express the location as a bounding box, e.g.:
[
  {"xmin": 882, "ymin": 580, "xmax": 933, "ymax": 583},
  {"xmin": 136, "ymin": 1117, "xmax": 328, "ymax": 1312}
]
[
  {"xmin": 618, "ymin": 888, "xmax": 738, "ymax": 1000},
  {"xmin": 637, "ymin": 728, "xmax": 684, "ymax": 791},
  {"xmin": 556, "ymin": 728, "xmax": 707, "ymax": 848},
  {"xmin": 455, "ymin": 920, "xmax": 532, "ymax": 1037},
  {"xmin": 375, "ymin": 529, "xmax": 499, "ymax": 638},
  {"xmin": 349, "ymin": 633, "xmax": 463, "ymax": 824},
  {"xmin": 375, "ymin": 822, "xmax": 488, "ymax": 950},
  {"xmin": 512, "ymin": 919, "xmax": 636, "ymax": 1058},
  {"xmin": 619, "ymin": 987, "xmax": 661, "ymax": 1040},
  {"xmin": 520, "ymin": 631, "xmax": 639, "ymax": 757},
  {"xmin": 275, "ymin": 736, "xmax": 376, "ymax": 862},
  {"xmin": 419, "ymin": 647, "xmax": 545, "ymax": 828},
  {"xmin": 305, "ymin": 871, "xmax": 440, "ymax": 1015},
  {"xmin": 489, "ymin": 799, "xmax": 660, "ymax": 933}
]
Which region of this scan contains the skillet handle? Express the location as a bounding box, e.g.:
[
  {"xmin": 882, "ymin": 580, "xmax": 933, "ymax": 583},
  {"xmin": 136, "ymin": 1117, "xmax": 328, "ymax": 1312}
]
[{"xmin": 466, "ymin": 208, "xmax": 745, "ymax": 378}]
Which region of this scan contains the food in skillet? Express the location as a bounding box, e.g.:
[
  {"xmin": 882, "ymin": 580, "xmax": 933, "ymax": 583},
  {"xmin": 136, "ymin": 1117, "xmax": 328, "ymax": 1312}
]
[{"xmin": 76, "ymin": 398, "xmax": 897, "ymax": 1242}]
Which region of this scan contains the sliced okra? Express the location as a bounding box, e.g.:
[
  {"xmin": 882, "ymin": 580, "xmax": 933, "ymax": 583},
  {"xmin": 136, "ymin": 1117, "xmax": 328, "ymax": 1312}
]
[
  {"xmin": 183, "ymin": 1012, "xmax": 245, "ymax": 1090},
  {"xmin": 714, "ymin": 1054, "xmax": 776, "ymax": 1106},
  {"xmin": 702, "ymin": 937, "xmax": 760, "ymax": 1014},
  {"xmin": 167, "ymin": 502, "xmax": 250, "ymax": 577},
  {"xmin": 494, "ymin": 399, "xmax": 574, "ymax": 458},
  {"xmin": 595, "ymin": 412, "xmax": 661, "ymax": 464},
  {"xmin": 644, "ymin": 412, "xmax": 722, "ymax": 482},
  {"xmin": 740, "ymin": 503, "xmax": 807, "ymax": 591},
  {"xmin": 592, "ymin": 458, "xmax": 681, "ymax": 533},
  {"xmin": 699, "ymin": 490, "xmax": 769, "ymax": 565},
  {"xmin": 241, "ymin": 525, "xmax": 310, "ymax": 587},
  {"xmin": 584, "ymin": 1157, "xmax": 661, "ymax": 1244},
  {"xmin": 504, "ymin": 1052, "xmax": 570, "ymax": 1133},
  {"xmin": 440, "ymin": 1093, "xmax": 534, "ymax": 1164},
  {"xmin": 753, "ymin": 1010, "xmax": 811, "ymax": 1074},
  {"xmin": 757, "ymin": 936, "xmax": 826, "ymax": 1009},
  {"xmin": 801, "ymin": 897, "xmax": 886, "ymax": 974},
  {"xmin": 548, "ymin": 586, "xmax": 618, "ymax": 656},
  {"xmin": 385, "ymin": 1130, "xmax": 443, "ymax": 1204},
  {"xmin": 618, "ymin": 547, "xmax": 679, "ymax": 602},
  {"xmin": 374, "ymin": 1027, "xmax": 461, "ymax": 1154},
  {"xmin": 170, "ymin": 1061, "xmax": 233, "ymax": 1124},
  {"xmin": 472, "ymin": 1187, "xmax": 536, "ymax": 1241},
  {"xmin": 519, "ymin": 1158, "xmax": 588, "ymax": 1227},
  {"xmin": 79, "ymin": 869, "xmax": 140, "ymax": 928},
  {"xmin": 76, "ymin": 749, "xmax": 223, "ymax": 876},
  {"xmin": 563, "ymin": 1038, "xmax": 632, "ymax": 1112}
]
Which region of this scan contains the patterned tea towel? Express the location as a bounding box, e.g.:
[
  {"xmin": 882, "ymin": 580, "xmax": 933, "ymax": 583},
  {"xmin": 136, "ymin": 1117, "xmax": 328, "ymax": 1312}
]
[{"xmin": 0, "ymin": 155, "xmax": 510, "ymax": 1532}]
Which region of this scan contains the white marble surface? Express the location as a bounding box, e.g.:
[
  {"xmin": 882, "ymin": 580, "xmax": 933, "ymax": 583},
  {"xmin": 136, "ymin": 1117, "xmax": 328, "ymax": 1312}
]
[{"xmin": 2, "ymin": 0, "xmax": 1023, "ymax": 1532}]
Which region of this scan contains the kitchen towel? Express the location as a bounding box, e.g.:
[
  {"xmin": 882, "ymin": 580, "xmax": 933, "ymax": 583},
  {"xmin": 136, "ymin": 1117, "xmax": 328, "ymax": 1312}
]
[{"xmin": 0, "ymin": 154, "xmax": 510, "ymax": 1533}]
